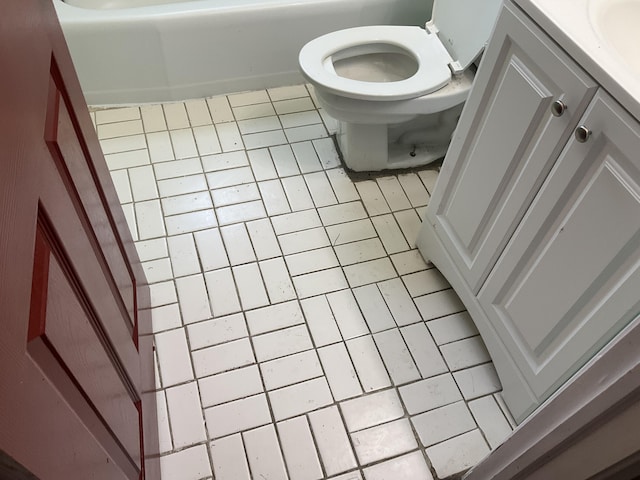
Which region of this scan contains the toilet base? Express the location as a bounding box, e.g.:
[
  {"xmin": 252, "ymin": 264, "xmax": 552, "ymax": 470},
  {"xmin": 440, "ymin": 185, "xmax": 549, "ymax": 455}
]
[{"xmin": 335, "ymin": 104, "xmax": 463, "ymax": 172}]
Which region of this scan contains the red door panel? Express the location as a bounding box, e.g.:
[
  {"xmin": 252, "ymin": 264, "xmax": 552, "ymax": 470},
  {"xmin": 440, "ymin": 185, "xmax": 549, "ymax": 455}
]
[{"xmin": 0, "ymin": 1, "xmax": 158, "ymax": 478}]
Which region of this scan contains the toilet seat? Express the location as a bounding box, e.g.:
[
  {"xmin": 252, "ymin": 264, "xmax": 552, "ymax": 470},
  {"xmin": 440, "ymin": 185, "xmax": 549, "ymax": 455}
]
[{"xmin": 299, "ymin": 25, "xmax": 454, "ymax": 101}]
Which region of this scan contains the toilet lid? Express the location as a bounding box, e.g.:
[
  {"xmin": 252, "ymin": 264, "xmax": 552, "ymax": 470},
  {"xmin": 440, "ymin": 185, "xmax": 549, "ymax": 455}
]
[{"xmin": 299, "ymin": 25, "xmax": 453, "ymax": 101}]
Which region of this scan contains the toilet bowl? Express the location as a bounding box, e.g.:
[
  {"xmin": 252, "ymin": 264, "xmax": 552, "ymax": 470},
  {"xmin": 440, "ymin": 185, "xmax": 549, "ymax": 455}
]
[{"xmin": 299, "ymin": 0, "xmax": 503, "ymax": 171}]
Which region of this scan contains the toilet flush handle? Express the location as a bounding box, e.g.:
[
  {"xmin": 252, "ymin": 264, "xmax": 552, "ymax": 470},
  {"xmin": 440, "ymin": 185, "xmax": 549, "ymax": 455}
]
[{"xmin": 551, "ymin": 100, "xmax": 567, "ymax": 117}]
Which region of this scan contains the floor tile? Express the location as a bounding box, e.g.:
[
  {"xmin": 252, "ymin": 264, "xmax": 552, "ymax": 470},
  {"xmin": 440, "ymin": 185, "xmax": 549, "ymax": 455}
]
[
  {"xmin": 468, "ymin": 395, "xmax": 513, "ymax": 449},
  {"xmin": 216, "ymin": 199, "xmax": 266, "ymax": 225},
  {"xmin": 335, "ymin": 238, "xmax": 386, "ymax": 266},
  {"xmin": 95, "ymin": 106, "xmax": 140, "ymax": 124},
  {"xmin": 308, "ymin": 406, "xmax": 358, "ymax": 477},
  {"xmin": 260, "ymin": 349, "xmax": 322, "ymax": 391},
  {"xmin": 155, "ymin": 328, "xmax": 193, "ymax": 387},
  {"xmin": 146, "ymin": 131, "xmax": 174, "ymax": 163},
  {"xmin": 169, "ymin": 128, "xmax": 198, "ymax": 159},
  {"xmin": 252, "ymin": 324, "xmax": 313, "ymax": 362},
  {"xmin": 344, "ymin": 258, "xmax": 396, "ymax": 288},
  {"xmin": 305, "ymin": 172, "xmax": 338, "ymax": 207},
  {"xmin": 135, "ymin": 199, "xmax": 165, "ymax": 239},
  {"xmin": 377, "ymin": 176, "xmax": 412, "ymax": 212},
  {"xmin": 202, "ymin": 150, "xmax": 249, "ymax": 172},
  {"xmin": 282, "ymin": 175, "xmax": 314, "ymax": 211},
  {"xmin": 204, "ymin": 268, "xmax": 241, "ymax": 317},
  {"xmin": 246, "ymin": 218, "xmax": 281, "ymax": 259},
  {"xmin": 363, "ymin": 451, "xmax": 433, "ymax": 480},
  {"xmin": 246, "ymin": 300, "xmax": 304, "ymax": 336},
  {"xmin": 206, "ymin": 95, "xmax": 234, "ymax": 123},
  {"xmin": 373, "ymin": 329, "xmax": 420, "ymax": 385},
  {"xmin": 278, "ymin": 226, "xmax": 330, "ymax": 255},
  {"xmin": 165, "ymin": 209, "xmax": 217, "ymax": 235},
  {"xmin": 277, "ymin": 416, "xmax": 324, "ymax": 480},
  {"xmin": 403, "ymin": 269, "xmax": 450, "ymax": 298},
  {"xmin": 161, "ymin": 191, "xmax": 213, "ymax": 217},
  {"xmin": 153, "ymin": 390, "xmax": 172, "ymax": 453},
  {"xmin": 165, "ymin": 382, "xmax": 207, "ymax": 448},
  {"xmin": 399, "ymin": 373, "xmax": 462, "ymax": 415},
  {"xmin": 378, "ymin": 278, "xmax": 422, "ymax": 327},
  {"xmin": 312, "ymin": 138, "xmax": 341, "ymax": 169},
  {"xmin": 271, "ymin": 209, "xmax": 321, "ymax": 235},
  {"xmin": 212, "ymin": 183, "xmax": 260, "ymax": 207},
  {"xmin": 356, "ymin": 181, "xmax": 391, "ymax": 216},
  {"xmin": 318, "ymin": 343, "xmax": 363, "ymax": 401},
  {"xmin": 128, "ymin": 165, "xmax": 159, "ymax": 202},
  {"xmin": 340, "ymin": 389, "xmax": 404, "ymax": 432},
  {"xmin": 397, "ymin": 173, "xmax": 430, "ymax": 207},
  {"xmin": 351, "ymin": 418, "xmax": 417, "ymax": 465},
  {"xmin": 220, "ymin": 223, "xmax": 256, "ymax": 265},
  {"xmin": 440, "ymin": 336, "xmax": 492, "ymax": 372},
  {"xmin": 160, "ymin": 444, "xmax": 212, "ymax": 480},
  {"xmin": 270, "ymin": 144, "xmax": 301, "ymax": 177},
  {"xmin": 158, "ymin": 174, "xmax": 208, "ymax": 198},
  {"xmin": 210, "ymin": 434, "xmax": 251, "ymax": 480},
  {"xmin": 216, "ymin": 122, "xmax": 244, "ymax": 151},
  {"xmin": 390, "ymin": 250, "xmax": 430, "ymax": 275},
  {"xmin": 204, "ymin": 393, "xmax": 271, "ymax": 439},
  {"xmin": 326, "ymin": 219, "xmax": 377, "ymax": 246},
  {"xmin": 233, "ymin": 262, "xmax": 269, "ymax": 310},
  {"xmin": 352, "ymin": 284, "xmax": 396, "ymax": 333},
  {"xmin": 318, "ymin": 201, "xmax": 367, "ymax": 226},
  {"xmin": 233, "ymin": 102, "xmax": 276, "ymax": 121},
  {"xmin": 268, "ymin": 377, "xmax": 333, "ymax": 421},
  {"xmin": 327, "ymin": 289, "xmax": 369, "ymax": 340},
  {"xmin": 400, "ymin": 322, "xmax": 448, "ymax": 379},
  {"xmin": 371, "ymin": 214, "xmax": 409, "ymax": 254},
  {"xmin": 186, "ymin": 312, "xmax": 247, "ymax": 351},
  {"xmin": 427, "ymin": 312, "xmax": 479, "ymax": 345},
  {"xmin": 248, "ymin": 148, "xmax": 278, "ymax": 180},
  {"xmin": 150, "ymin": 303, "xmax": 182, "ymax": 334},
  {"xmin": 415, "ymin": 289, "xmax": 466, "ymax": 321},
  {"xmin": 194, "ymin": 228, "xmax": 230, "ymax": 271},
  {"xmin": 259, "ymin": 257, "xmax": 297, "ymax": 303},
  {"xmin": 326, "ymin": 168, "xmax": 360, "ymax": 203},
  {"xmin": 291, "ymin": 141, "xmax": 323, "ymax": 173},
  {"xmin": 192, "ymin": 338, "xmax": 255, "ymax": 378},
  {"xmin": 292, "ymin": 267, "xmax": 348, "ymax": 298},
  {"xmin": 411, "ymin": 401, "xmax": 477, "ymax": 447},
  {"xmin": 154, "ymin": 157, "xmax": 203, "ymax": 180},
  {"xmin": 300, "ymin": 295, "xmax": 343, "ymax": 347},
  {"xmin": 175, "ymin": 274, "xmax": 211, "ymax": 324},
  {"xmin": 243, "ymin": 425, "xmax": 289, "ymax": 480},
  {"xmin": 163, "ymin": 102, "xmax": 190, "ymax": 130},
  {"xmin": 259, "ymin": 179, "xmax": 291, "ymax": 216},
  {"xmin": 346, "ymin": 335, "xmax": 391, "ymax": 392},
  {"xmin": 425, "ymin": 430, "xmax": 490, "ymax": 479},
  {"xmin": 454, "ymin": 363, "xmax": 502, "ymax": 400},
  {"xmin": 199, "ymin": 364, "xmax": 262, "ymax": 408},
  {"xmin": 142, "ymin": 258, "xmax": 173, "ymax": 284}
]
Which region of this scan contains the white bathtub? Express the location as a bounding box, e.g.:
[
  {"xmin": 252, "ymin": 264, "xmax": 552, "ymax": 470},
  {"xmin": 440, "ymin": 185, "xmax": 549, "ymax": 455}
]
[{"xmin": 54, "ymin": 0, "xmax": 432, "ymax": 105}]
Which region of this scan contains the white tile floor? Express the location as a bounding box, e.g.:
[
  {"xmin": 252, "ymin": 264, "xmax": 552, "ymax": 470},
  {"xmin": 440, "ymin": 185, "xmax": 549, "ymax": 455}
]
[{"xmin": 93, "ymin": 84, "xmax": 515, "ymax": 480}]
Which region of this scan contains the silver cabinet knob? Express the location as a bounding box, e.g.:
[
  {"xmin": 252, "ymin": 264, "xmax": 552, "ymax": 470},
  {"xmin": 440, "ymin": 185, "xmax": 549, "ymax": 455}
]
[
  {"xmin": 551, "ymin": 100, "xmax": 567, "ymax": 117},
  {"xmin": 575, "ymin": 125, "xmax": 592, "ymax": 143}
]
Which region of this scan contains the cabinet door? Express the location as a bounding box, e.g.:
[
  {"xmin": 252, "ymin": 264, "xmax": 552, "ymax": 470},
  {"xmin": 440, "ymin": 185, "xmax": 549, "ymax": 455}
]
[
  {"xmin": 427, "ymin": 4, "xmax": 596, "ymax": 293},
  {"xmin": 478, "ymin": 91, "xmax": 640, "ymax": 404}
]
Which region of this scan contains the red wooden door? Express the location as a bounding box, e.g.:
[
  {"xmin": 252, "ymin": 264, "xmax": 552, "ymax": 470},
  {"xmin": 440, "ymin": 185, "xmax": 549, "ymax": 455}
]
[{"xmin": 0, "ymin": 1, "xmax": 159, "ymax": 478}]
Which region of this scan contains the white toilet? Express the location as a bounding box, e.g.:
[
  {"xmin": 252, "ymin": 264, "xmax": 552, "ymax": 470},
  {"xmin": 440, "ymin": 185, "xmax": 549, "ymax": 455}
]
[{"xmin": 299, "ymin": 0, "xmax": 503, "ymax": 171}]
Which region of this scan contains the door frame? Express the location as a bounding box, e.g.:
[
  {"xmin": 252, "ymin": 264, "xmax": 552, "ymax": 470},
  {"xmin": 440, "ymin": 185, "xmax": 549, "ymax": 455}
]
[{"xmin": 465, "ymin": 313, "xmax": 640, "ymax": 479}]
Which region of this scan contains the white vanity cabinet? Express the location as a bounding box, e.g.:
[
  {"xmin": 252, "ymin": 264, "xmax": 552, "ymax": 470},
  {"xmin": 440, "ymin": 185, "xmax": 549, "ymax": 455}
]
[{"xmin": 418, "ymin": 1, "xmax": 640, "ymax": 422}]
